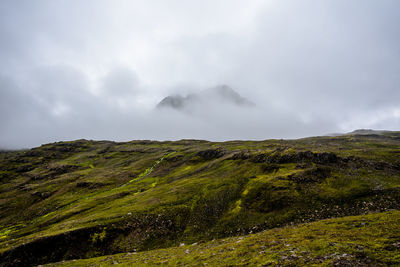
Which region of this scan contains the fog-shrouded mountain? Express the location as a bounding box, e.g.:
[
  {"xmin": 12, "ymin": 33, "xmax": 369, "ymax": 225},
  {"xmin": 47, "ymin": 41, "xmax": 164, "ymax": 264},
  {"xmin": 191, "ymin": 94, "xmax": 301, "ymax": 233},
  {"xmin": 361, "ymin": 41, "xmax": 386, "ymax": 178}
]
[{"xmin": 156, "ymin": 85, "xmax": 255, "ymax": 111}]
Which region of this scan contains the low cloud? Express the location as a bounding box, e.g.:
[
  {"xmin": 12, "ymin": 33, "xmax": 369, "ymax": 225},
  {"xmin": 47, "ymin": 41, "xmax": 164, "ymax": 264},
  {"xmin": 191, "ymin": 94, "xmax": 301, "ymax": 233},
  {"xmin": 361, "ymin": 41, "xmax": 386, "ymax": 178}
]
[{"xmin": 0, "ymin": 1, "xmax": 399, "ymax": 148}]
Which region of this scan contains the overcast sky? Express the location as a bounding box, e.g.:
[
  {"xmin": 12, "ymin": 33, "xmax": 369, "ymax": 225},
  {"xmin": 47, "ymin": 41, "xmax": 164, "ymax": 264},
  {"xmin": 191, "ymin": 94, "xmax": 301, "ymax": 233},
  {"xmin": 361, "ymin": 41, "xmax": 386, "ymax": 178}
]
[{"xmin": 1, "ymin": 0, "xmax": 400, "ymax": 148}]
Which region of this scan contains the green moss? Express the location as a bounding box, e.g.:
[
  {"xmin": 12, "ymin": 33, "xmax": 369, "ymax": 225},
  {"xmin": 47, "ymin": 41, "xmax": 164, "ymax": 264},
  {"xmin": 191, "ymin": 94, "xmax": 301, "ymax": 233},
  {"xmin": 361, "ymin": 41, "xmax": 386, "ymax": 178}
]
[
  {"xmin": 126, "ymin": 152, "xmax": 176, "ymax": 184},
  {"xmin": 91, "ymin": 227, "xmax": 107, "ymax": 244},
  {"xmin": 48, "ymin": 211, "xmax": 400, "ymax": 266},
  {"xmin": 1, "ymin": 134, "xmax": 400, "ymax": 265}
]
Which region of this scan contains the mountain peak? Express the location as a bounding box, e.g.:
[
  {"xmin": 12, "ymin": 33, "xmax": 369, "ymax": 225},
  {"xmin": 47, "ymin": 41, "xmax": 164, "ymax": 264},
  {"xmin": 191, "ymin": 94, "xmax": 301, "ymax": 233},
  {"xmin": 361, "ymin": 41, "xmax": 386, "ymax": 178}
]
[
  {"xmin": 156, "ymin": 85, "xmax": 255, "ymax": 111},
  {"xmin": 156, "ymin": 95, "xmax": 185, "ymax": 110}
]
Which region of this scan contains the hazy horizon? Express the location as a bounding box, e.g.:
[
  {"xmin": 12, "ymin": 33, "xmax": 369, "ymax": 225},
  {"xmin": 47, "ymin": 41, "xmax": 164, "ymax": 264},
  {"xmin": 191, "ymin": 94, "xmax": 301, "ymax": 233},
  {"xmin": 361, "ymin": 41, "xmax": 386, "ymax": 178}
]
[{"xmin": 1, "ymin": 0, "xmax": 400, "ymax": 149}]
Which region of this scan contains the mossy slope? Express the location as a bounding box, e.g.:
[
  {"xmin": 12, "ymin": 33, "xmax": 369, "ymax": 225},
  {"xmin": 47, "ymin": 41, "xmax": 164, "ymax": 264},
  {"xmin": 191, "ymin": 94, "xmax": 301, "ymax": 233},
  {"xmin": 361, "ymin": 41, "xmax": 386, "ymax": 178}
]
[
  {"xmin": 47, "ymin": 210, "xmax": 400, "ymax": 266},
  {"xmin": 0, "ymin": 133, "xmax": 400, "ymax": 265}
]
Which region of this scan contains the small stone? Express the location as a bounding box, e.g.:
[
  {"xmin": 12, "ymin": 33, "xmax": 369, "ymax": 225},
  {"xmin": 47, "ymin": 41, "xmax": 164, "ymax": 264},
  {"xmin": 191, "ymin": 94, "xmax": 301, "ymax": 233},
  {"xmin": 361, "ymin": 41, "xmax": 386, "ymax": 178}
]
[
  {"xmin": 179, "ymin": 243, "xmax": 185, "ymax": 247},
  {"xmin": 185, "ymin": 249, "xmax": 190, "ymax": 254}
]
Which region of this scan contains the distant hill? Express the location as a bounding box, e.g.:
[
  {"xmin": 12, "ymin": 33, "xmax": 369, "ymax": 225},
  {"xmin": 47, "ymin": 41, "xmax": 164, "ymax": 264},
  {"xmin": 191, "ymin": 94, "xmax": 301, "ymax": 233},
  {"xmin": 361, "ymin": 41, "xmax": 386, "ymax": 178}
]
[
  {"xmin": 156, "ymin": 85, "xmax": 255, "ymax": 111},
  {"xmin": 348, "ymin": 129, "xmax": 388, "ymax": 135},
  {"xmin": 326, "ymin": 129, "xmax": 390, "ymax": 137}
]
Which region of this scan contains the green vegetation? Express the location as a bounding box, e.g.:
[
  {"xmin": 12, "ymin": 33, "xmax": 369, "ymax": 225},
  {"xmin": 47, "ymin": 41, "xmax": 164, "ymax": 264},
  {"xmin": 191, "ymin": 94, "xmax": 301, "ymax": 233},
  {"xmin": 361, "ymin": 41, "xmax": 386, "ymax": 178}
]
[
  {"xmin": 0, "ymin": 132, "xmax": 400, "ymax": 265},
  {"xmin": 47, "ymin": 210, "xmax": 400, "ymax": 266}
]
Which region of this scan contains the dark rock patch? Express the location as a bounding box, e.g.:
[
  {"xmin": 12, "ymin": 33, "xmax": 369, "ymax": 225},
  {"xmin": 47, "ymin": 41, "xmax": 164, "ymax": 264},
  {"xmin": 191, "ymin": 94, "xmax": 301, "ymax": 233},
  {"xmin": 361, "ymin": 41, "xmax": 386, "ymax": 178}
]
[
  {"xmin": 288, "ymin": 167, "xmax": 331, "ymax": 183},
  {"xmin": 196, "ymin": 148, "xmax": 225, "ymax": 160},
  {"xmin": 260, "ymin": 163, "xmax": 280, "ymax": 173},
  {"xmin": 76, "ymin": 182, "xmax": 110, "ymax": 189},
  {"xmin": 46, "ymin": 164, "xmax": 79, "ymax": 175},
  {"xmin": 249, "ymin": 150, "xmax": 339, "ymax": 164},
  {"xmin": 14, "ymin": 165, "xmax": 34, "ymax": 173},
  {"xmin": 31, "ymin": 191, "xmax": 52, "ymax": 200}
]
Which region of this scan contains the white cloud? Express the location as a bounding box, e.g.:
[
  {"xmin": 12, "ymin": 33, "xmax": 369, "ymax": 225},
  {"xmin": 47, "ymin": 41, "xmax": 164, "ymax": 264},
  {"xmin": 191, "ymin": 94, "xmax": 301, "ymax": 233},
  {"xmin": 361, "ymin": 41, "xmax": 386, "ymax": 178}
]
[{"xmin": 0, "ymin": 0, "xmax": 399, "ymax": 148}]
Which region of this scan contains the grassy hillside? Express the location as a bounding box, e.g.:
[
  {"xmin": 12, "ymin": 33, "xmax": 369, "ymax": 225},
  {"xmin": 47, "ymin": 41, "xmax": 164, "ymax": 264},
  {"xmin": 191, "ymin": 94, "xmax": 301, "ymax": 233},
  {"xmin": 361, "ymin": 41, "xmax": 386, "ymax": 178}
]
[
  {"xmin": 1, "ymin": 132, "xmax": 400, "ymax": 265},
  {"xmin": 47, "ymin": 210, "xmax": 400, "ymax": 266}
]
